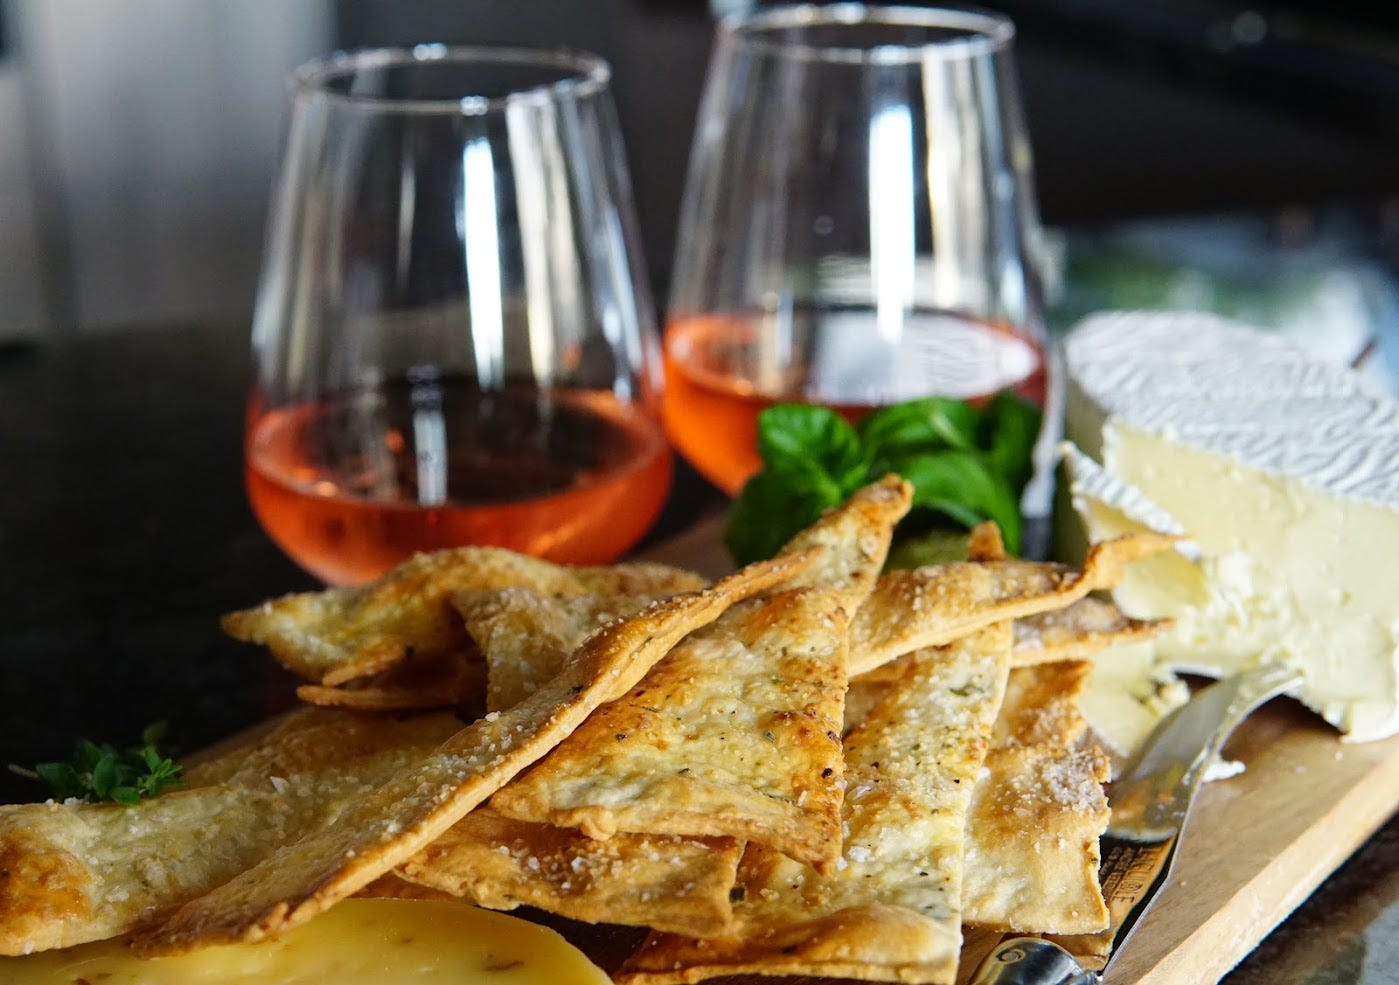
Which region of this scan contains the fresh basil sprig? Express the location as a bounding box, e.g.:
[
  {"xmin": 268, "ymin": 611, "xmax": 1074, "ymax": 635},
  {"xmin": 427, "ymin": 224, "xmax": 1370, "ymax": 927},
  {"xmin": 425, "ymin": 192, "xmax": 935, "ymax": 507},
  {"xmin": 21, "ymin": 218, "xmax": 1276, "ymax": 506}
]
[
  {"xmin": 10, "ymin": 722, "xmax": 184, "ymax": 805},
  {"xmin": 724, "ymin": 392, "xmax": 1041, "ymax": 565}
]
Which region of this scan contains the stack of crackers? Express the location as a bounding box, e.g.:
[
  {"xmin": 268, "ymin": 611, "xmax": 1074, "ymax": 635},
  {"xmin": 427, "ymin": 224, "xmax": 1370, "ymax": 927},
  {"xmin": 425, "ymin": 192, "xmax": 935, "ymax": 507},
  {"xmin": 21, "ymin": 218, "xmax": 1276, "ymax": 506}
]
[{"xmin": 0, "ymin": 477, "xmax": 1174, "ymax": 983}]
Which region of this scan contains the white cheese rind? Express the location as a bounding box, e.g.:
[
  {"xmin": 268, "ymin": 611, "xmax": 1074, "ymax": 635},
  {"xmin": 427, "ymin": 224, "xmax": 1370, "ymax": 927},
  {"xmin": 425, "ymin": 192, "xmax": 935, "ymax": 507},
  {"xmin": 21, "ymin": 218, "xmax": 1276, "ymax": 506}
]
[
  {"xmin": 1066, "ymin": 311, "xmax": 1399, "ymax": 508},
  {"xmin": 1063, "ymin": 311, "xmax": 1399, "ymax": 743},
  {"xmin": 1060, "ymin": 444, "xmax": 1198, "ymax": 559}
]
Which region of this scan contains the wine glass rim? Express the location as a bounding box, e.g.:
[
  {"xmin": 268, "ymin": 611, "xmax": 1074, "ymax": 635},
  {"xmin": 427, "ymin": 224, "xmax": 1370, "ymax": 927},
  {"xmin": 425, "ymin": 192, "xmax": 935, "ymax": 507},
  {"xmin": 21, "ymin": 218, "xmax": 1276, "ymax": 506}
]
[
  {"xmin": 291, "ymin": 44, "xmax": 612, "ymax": 114},
  {"xmin": 720, "ymin": 3, "xmax": 1015, "ymax": 62}
]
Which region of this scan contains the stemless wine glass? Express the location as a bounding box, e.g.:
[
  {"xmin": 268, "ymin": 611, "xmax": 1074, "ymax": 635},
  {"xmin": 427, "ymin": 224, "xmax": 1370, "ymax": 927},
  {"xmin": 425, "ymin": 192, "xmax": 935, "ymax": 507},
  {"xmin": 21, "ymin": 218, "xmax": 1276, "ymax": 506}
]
[
  {"xmin": 247, "ymin": 46, "xmax": 670, "ymax": 585},
  {"xmin": 664, "ymin": 4, "xmax": 1048, "ymax": 496}
]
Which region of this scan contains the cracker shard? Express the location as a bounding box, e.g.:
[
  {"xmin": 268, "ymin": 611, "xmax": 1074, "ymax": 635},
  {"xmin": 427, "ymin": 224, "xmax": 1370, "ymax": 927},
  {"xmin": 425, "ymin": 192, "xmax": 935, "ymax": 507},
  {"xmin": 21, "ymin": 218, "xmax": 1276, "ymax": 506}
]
[
  {"xmin": 1012, "ymin": 597, "xmax": 1170, "ymax": 667},
  {"xmin": 490, "ymin": 477, "xmax": 911, "ymax": 870},
  {"xmin": 850, "ymin": 532, "xmax": 1178, "ymax": 675},
  {"xmin": 0, "ymin": 709, "xmax": 463, "ymax": 956},
  {"xmin": 619, "ymin": 623, "xmax": 1013, "ymax": 985},
  {"xmin": 962, "ymin": 661, "xmax": 1112, "ymax": 935},
  {"xmin": 133, "ymin": 551, "xmax": 806, "ymax": 957},
  {"xmin": 458, "ymin": 587, "xmax": 683, "ymax": 714},
  {"xmin": 221, "ymin": 547, "xmax": 702, "ymax": 685},
  {"xmin": 395, "ymin": 806, "xmax": 741, "ymax": 937}
]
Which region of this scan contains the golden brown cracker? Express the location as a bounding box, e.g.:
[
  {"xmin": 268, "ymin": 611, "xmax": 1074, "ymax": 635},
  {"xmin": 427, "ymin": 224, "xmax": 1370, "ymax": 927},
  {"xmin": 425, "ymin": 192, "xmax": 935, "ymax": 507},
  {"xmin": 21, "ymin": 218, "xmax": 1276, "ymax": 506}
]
[
  {"xmin": 850, "ymin": 533, "xmax": 1178, "ymax": 676},
  {"xmin": 1012, "ymin": 597, "xmax": 1169, "ymax": 667},
  {"xmin": 397, "ymin": 807, "xmax": 740, "ymax": 937},
  {"xmin": 966, "ymin": 521, "xmax": 1008, "ymax": 562},
  {"xmin": 0, "ymin": 710, "xmax": 462, "ymax": 955},
  {"xmin": 492, "ymin": 479, "xmax": 910, "ymax": 870},
  {"xmin": 134, "ymin": 552, "xmax": 808, "ymax": 956},
  {"xmin": 457, "ymin": 587, "xmax": 685, "ymax": 713},
  {"xmin": 222, "ymin": 548, "xmax": 702, "ymax": 686},
  {"xmin": 618, "ymin": 625, "xmax": 1013, "ymax": 985},
  {"xmin": 962, "ymin": 663, "xmax": 1111, "ymax": 935}
]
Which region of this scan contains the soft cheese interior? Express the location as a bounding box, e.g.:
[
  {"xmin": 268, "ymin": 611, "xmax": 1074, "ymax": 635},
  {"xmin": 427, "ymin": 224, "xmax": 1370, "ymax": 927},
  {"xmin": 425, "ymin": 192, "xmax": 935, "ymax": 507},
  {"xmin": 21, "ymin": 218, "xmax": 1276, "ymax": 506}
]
[{"xmin": 1062, "ymin": 312, "xmax": 1399, "ymax": 744}]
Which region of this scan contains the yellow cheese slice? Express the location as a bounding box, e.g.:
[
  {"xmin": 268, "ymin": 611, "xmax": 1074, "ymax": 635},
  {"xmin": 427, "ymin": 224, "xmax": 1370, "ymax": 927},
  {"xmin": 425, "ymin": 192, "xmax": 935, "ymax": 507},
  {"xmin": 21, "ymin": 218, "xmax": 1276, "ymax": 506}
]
[{"xmin": 0, "ymin": 899, "xmax": 610, "ymax": 984}]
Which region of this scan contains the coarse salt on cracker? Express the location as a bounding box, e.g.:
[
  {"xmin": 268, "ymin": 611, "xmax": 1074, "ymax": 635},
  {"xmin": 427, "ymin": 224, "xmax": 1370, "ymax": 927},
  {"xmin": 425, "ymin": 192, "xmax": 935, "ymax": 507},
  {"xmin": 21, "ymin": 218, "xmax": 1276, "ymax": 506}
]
[
  {"xmin": 133, "ymin": 553, "xmax": 805, "ymax": 956},
  {"xmin": 850, "ymin": 533, "xmax": 1178, "ymax": 676},
  {"xmin": 619, "ymin": 623, "xmax": 1013, "ymax": 985},
  {"xmin": 491, "ymin": 478, "xmax": 910, "ymax": 870},
  {"xmin": 961, "ymin": 661, "xmax": 1111, "ymax": 935}
]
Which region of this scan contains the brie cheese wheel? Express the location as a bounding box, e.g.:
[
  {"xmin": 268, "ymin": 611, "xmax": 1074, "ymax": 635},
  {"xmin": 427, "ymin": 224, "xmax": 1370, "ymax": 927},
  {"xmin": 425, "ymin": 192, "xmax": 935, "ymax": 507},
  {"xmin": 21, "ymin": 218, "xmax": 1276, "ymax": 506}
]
[
  {"xmin": 1063, "ymin": 311, "xmax": 1399, "ymax": 743},
  {"xmin": 0, "ymin": 899, "xmax": 611, "ymax": 984}
]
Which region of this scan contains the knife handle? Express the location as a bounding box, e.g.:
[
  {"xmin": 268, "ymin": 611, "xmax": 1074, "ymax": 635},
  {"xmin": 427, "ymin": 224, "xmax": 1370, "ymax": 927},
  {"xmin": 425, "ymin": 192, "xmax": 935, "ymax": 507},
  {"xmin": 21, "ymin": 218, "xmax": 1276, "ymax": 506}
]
[{"xmin": 966, "ymin": 938, "xmax": 1099, "ymax": 985}]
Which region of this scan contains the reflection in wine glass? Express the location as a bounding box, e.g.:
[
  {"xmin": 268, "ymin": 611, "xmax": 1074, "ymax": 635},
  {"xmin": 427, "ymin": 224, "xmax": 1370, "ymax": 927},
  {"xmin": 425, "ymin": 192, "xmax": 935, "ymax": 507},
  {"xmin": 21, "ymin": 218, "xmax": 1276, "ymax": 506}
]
[
  {"xmin": 665, "ymin": 5, "xmax": 1048, "ymax": 495},
  {"xmin": 247, "ymin": 46, "xmax": 669, "ymax": 585}
]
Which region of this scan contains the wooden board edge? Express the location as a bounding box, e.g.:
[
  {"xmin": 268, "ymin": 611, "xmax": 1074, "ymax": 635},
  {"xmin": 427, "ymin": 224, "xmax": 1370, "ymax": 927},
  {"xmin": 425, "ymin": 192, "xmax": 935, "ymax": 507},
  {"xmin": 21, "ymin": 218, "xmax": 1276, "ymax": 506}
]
[{"xmin": 1132, "ymin": 741, "xmax": 1399, "ymax": 985}]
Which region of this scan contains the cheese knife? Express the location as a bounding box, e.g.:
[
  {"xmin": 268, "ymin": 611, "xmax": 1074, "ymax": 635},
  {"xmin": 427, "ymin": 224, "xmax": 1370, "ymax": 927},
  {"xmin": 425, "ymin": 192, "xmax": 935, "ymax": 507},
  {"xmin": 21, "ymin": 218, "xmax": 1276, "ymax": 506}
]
[{"xmin": 967, "ymin": 662, "xmax": 1305, "ymax": 985}]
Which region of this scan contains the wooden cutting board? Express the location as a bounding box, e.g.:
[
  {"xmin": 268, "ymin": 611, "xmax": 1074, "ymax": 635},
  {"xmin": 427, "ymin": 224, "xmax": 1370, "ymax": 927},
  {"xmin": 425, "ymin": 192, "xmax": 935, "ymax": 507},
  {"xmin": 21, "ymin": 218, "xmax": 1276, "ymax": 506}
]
[
  {"xmin": 639, "ymin": 515, "xmax": 1399, "ymax": 985},
  {"xmin": 1089, "ymin": 702, "xmax": 1399, "ymax": 985}
]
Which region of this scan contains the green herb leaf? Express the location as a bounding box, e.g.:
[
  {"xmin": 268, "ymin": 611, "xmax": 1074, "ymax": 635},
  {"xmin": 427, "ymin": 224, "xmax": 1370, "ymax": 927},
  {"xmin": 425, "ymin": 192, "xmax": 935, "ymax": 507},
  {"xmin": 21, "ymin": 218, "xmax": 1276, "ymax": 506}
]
[
  {"xmin": 757, "ymin": 405, "xmax": 866, "ymax": 498},
  {"xmin": 724, "ymin": 390, "xmax": 1040, "ymax": 565},
  {"xmin": 33, "ymin": 761, "xmax": 85, "ymax": 800},
  {"xmin": 725, "ymin": 467, "xmax": 834, "ymax": 566},
  {"xmin": 726, "ymin": 404, "xmax": 866, "ymax": 564},
  {"xmin": 90, "ymin": 753, "xmax": 120, "ymax": 798},
  {"xmin": 141, "ymin": 721, "xmax": 170, "ymax": 747},
  {"xmin": 758, "ymin": 404, "xmax": 860, "ymax": 468},
  {"xmin": 859, "ymin": 397, "xmax": 979, "ymax": 458},
  {"xmin": 12, "ymin": 724, "xmax": 184, "ymax": 805},
  {"xmin": 884, "ymin": 449, "xmax": 1023, "ymax": 553},
  {"xmin": 980, "ymin": 391, "xmax": 1042, "ymax": 489}
]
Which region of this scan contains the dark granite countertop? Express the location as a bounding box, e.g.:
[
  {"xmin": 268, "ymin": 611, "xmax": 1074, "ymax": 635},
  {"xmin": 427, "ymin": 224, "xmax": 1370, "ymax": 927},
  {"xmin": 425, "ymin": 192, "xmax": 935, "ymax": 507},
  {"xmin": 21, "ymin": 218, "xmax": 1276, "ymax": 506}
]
[
  {"xmin": 0, "ymin": 320, "xmax": 1392, "ymax": 982},
  {"xmin": 0, "ymin": 323, "xmax": 313, "ymax": 799}
]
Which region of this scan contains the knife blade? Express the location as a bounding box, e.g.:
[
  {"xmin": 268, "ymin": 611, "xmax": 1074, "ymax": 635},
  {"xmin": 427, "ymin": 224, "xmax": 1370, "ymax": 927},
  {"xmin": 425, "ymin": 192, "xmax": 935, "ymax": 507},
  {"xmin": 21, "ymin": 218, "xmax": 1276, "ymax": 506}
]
[{"xmin": 966, "ymin": 662, "xmax": 1304, "ymax": 985}]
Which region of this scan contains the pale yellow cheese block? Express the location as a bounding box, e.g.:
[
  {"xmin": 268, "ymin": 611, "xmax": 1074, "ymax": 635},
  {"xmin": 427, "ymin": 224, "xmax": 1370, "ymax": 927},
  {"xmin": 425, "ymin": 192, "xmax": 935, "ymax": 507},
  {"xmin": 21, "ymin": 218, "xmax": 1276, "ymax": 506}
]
[{"xmin": 0, "ymin": 899, "xmax": 609, "ymax": 984}]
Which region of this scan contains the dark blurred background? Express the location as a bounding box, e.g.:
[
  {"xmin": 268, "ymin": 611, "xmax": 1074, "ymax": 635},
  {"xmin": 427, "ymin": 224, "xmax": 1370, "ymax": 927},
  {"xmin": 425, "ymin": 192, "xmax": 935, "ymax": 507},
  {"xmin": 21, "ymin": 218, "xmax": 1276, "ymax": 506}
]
[{"xmin": 0, "ymin": 0, "xmax": 1397, "ymax": 341}]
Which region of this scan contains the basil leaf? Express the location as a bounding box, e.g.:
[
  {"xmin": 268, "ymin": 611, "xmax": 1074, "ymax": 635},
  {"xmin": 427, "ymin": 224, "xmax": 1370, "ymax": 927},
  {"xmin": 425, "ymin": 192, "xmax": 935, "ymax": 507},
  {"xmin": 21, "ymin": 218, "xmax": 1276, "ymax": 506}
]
[
  {"xmin": 757, "ymin": 404, "xmax": 866, "ymax": 497},
  {"xmin": 980, "ymin": 391, "xmax": 1041, "ymax": 488},
  {"xmin": 725, "ymin": 391, "xmax": 1039, "ymax": 566},
  {"xmin": 859, "ymin": 397, "xmax": 979, "ymax": 458},
  {"xmin": 725, "ymin": 468, "xmax": 836, "ymax": 566},
  {"xmin": 885, "ymin": 450, "xmax": 1023, "ymax": 553}
]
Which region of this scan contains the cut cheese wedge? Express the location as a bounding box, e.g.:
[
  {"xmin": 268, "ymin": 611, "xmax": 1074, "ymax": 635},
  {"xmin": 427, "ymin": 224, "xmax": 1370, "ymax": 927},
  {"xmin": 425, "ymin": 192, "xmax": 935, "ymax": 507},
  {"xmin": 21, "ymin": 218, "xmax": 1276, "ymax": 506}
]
[
  {"xmin": 1063, "ymin": 311, "xmax": 1399, "ymax": 742},
  {"xmin": 0, "ymin": 899, "xmax": 609, "ymax": 984}
]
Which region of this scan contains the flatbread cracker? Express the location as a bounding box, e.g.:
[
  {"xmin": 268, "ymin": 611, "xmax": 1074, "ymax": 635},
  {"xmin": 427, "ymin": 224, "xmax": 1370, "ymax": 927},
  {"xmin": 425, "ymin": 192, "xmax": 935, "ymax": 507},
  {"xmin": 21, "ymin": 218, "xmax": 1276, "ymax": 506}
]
[
  {"xmin": 397, "ymin": 806, "xmax": 740, "ymax": 937},
  {"xmin": 618, "ymin": 624, "xmax": 1013, "ymax": 985},
  {"xmin": 457, "ymin": 588, "xmax": 682, "ymax": 713},
  {"xmin": 181, "ymin": 707, "xmax": 462, "ymax": 788},
  {"xmin": 848, "ymin": 631, "xmax": 1115, "ymax": 733},
  {"xmin": 222, "ymin": 548, "xmax": 702, "ymax": 685},
  {"xmin": 966, "ymin": 520, "xmax": 1008, "ymax": 562},
  {"xmin": 849, "ymin": 533, "xmax": 1178, "ymax": 675},
  {"xmin": 294, "ymin": 647, "xmax": 484, "ymax": 712},
  {"xmin": 962, "ymin": 662, "xmax": 1111, "ymax": 935},
  {"xmin": 134, "ymin": 552, "xmax": 806, "ymax": 956},
  {"xmin": 855, "ymin": 600, "xmax": 1167, "ymax": 686},
  {"xmin": 988, "ymin": 662, "xmax": 1092, "ymax": 751},
  {"xmin": 1012, "ymin": 597, "xmax": 1169, "ymax": 667},
  {"xmin": 0, "ymin": 709, "xmax": 462, "ymax": 955},
  {"xmin": 491, "ymin": 478, "xmax": 910, "ymax": 870}
]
